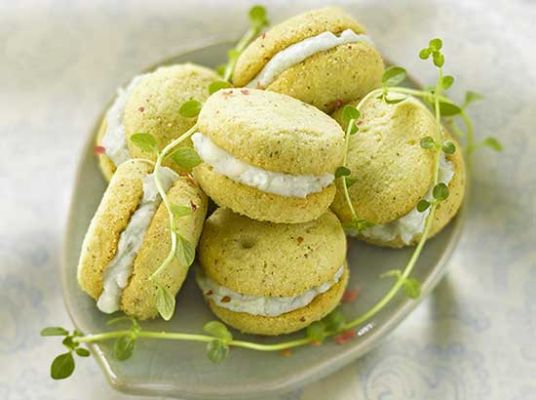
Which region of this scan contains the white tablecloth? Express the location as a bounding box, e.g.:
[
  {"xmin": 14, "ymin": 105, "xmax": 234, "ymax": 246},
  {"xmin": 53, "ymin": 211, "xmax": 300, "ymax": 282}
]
[{"xmin": 1, "ymin": 0, "xmax": 535, "ymax": 399}]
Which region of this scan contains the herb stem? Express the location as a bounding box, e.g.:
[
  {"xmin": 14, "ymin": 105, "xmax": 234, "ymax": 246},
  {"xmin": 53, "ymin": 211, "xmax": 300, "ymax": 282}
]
[
  {"xmin": 343, "ymin": 66, "xmax": 446, "ymax": 332},
  {"xmin": 230, "ymin": 337, "xmax": 311, "ymax": 351},
  {"xmin": 341, "ymin": 118, "xmax": 358, "ymax": 221},
  {"xmin": 149, "ymin": 124, "xmax": 198, "ymax": 281},
  {"xmin": 73, "ymin": 329, "xmax": 312, "ymax": 352},
  {"xmin": 460, "ymin": 110, "xmax": 475, "ymax": 165},
  {"xmin": 223, "ymin": 23, "xmax": 264, "ymax": 82},
  {"xmin": 74, "ymin": 331, "xmax": 131, "ymax": 344}
]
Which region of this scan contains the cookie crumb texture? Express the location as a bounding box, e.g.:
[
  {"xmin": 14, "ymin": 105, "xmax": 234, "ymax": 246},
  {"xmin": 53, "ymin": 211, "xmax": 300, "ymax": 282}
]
[
  {"xmin": 193, "ymin": 163, "xmax": 336, "ymax": 224},
  {"xmin": 208, "ymin": 266, "xmax": 349, "ymax": 335},
  {"xmin": 123, "ymin": 64, "xmax": 219, "ymax": 168},
  {"xmin": 198, "ymin": 88, "xmax": 345, "ymax": 176},
  {"xmin": 232, "ymin": 7, "xmax": 384, "ymax": 113},
  {"xmin": 199, "ymin": 208, "xmax": 346, "ymax": 297},
  {"xmin": 331, "ymin": 96, "xmax": 438, "ymax": 225}
]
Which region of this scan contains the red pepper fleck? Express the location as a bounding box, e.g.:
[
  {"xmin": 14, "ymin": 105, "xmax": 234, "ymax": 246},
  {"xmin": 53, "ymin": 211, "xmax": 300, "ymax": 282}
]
[
  {"xmin": 280, "ymin": 349, "xmax": 292, "ymax": 357},
  {"xmin": 342, "ymin": 288, "xmax": 360, "ymax": 304},
  {"xmin": 138, "ymin": 106, "xmax": 145, "ymax": 112},
  {"xmin": 205, "ymin": 290, "xmax": 213, "ymax": 296},
  {"xmin": 297, "ymin": 236, "xmax": 304, "ymax": 245},
  {"xmin": 240, "ymin": 89, "xmax": 250, "ymax": 95},
  {"xmin": 335, "ymin": 330, "xmax": 356, "ymax": 345},
  {"xmin": 94, "ymin": 145, "xmax": 106, "ymax": 155},
  {"xmin": 327, "ymin": 98, "xmax": 344, "ymax": 110},
  {"xmin": 221, "ymin": 296, "xmax": 231, "ymax": 303},
  {"xmin": 190, "ymin": 200, "xmax": 198, "ymax": 211}
]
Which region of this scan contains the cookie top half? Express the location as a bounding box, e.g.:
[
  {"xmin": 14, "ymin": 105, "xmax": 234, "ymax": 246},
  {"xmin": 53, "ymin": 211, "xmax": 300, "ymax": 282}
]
[
  {"xmin": 198, "ymin": 208, "xmax": 346, "ymax": 297},
  {"xmin": 197, "ymin": 88, "xmax": 345, "ymax": 175},
  {"xmin": 124, "ymin": 63, "xmax": 219, "ymax": 159},
  {"xmin": 232, "ymin": 7, "xmax": 365, "ymax": 86},
  {"xmin": 331, "ymin": 95, "xmax": 437, "ymax": 224}
]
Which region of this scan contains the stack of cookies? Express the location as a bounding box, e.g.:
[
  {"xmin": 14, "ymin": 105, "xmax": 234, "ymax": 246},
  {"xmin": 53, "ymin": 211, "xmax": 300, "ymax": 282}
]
[{"xmin": 76, "ymin": 7, "xmax": 465, "ymax": 335}]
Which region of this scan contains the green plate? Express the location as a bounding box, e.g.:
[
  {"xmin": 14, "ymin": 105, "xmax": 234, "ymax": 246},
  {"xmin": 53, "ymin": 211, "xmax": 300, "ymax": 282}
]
[{"xmin": 62, "ymin": 41, "xmax": 465, "ymax": 399}]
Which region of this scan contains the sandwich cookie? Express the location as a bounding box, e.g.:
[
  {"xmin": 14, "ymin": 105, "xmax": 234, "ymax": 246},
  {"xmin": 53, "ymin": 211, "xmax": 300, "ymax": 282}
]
[
  {"xmin": 77, "ymin": 160, "xmax": 208, "ymax": 319},
  {"xmin": 96, "ymin": 63, "xmax": 220, "ymax": 180},
  {"xmin": 232, "ymin": 7, "xmax": 384, "ymax": 113},
  {"xmin": 331, "ymin": 95, "xmax": 466, "ymax": 247},
  {"xmin": 196, "ymin": 208, "xmax": 348, "ymax": 335},
  {"xmin": 191, "ymin": 88, "xmax": 345, "ymax": 223}
]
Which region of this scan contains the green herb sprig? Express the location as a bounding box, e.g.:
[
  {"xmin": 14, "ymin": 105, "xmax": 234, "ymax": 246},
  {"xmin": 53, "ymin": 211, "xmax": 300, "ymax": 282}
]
[
  {"xmin": 42, "ymin": 37, "xmax": 502, "ymax": 379},
  {"xmin": 219, "ymin": 5, "xmax": 269, "ymax": 82},
  {"xmin": 129, "ymin": 120, "xmax": 201, "ymax": 321},
  {"xmin": 118, "ymin": 4, "xmax": 270, "ymax": 320}
]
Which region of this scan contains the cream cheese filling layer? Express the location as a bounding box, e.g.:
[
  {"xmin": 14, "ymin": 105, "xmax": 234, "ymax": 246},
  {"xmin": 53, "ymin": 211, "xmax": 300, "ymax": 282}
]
[
  {"xmin": 197, "ymin": 265, "xmax": 345, "ymax": 317},
  {"xmin": 360, "ymin": 154, "xmax": 455, "ymax": 244},
  {"xmin": 97, "ymin": 167, "xmax": 178, "ymax": 314},
  {"xmin": 191, "ymin": 132, "xmax": 334, "ymax": 198},
  {"xmin": 247, "ymin": 29, "xmax": 373, "ymax": 89},
  {"xmin": 101, "ymin": 74, "xmax": 147, "ymax": 167}
]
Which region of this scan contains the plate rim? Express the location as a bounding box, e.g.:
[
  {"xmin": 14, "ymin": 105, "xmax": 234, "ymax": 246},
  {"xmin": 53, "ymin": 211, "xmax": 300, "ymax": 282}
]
[{"xmin": 60, "ymin": 39, "xmax": 467, "ymax": 399}]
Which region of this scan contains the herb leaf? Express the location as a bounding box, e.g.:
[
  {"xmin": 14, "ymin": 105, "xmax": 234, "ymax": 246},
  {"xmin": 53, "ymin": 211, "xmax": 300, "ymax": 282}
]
[
  {"xmin": 75, "ymin": 348, "xmax": 90, "ymax": 357},
  {"xmin": 416, "ymin": 199, "xmax": 431, "ymax": 212},
  {"xmin": 429, "ymin": 38, "xmax": 443, "ymax": 50},
  {"xmin": 306, "ymin": 321, "xmax": 327, "ymax": 342},
  {"xmin": 322, "ymin": 308, "xmax": 346, "ymax": 333},
  {"xmin": 113, "ymin": 335, "xmax": 136, "ymax": 360},
  {"xmin": 342, "ymin": 219, "xmax": 373, "ymax": 233},
  {"xmin": 483, "ymin": 137, "xmax": 503, "ymax": 152},
  {"xmin": 441, "ymin": 75, "xmax": 454, "ymax": 90},
  {"xmin": 439, "ymin": 101, "xmax": 462, "ymax": 116},
  {"xmin": 341, "ymin": 105, "xmax": 360, "ymax": 125},
  {"xmin": 179, "ymin": 99, "xmax": 202, "ymax": 118},
  {"xmin": 209, "ymin": 80, "xmax": 232, "ymax": 95},
  {"xmin": 402, "ymin": 278, "xmax": 422, "ymax": 299},
  {"xmin": 156, "ymin": 285, "xmax": 176, "ymax": 321},
  {"xmin": 335, "ymin": 166, "xmax": 351, "ymax": 178},
  {"xmin": 130, "ymin": 133, "xmax": 157, "ymax": 153},
  {"xmin": 442, "ymin": 141, "xmax": 456, "ymax": 154},
  {"xmin": 432, "ymin": 52, "xmax": 445, "ymax": 68},
  {"xmin": 41, "ymin": 327, "xmax": 68, "ymax": 337},
  {"xmin": 204, "ymin": 321, "xmax": 233, "ymax": 343},
  {"xmin": 420, "ymin": 136, "xmax": 436, "ymax": 149},
  {"xmin": 419, "ymin": 48, "xmax": 431, "ymax": 60},
  {"xmin": 170, "ymin": 204, "xmax": 192, "ymax": 220},
  {"xmin": 176, "ymin": 234, "xmax": 195, "ymax": 267},
  {"xmin": 382, "ymin": 66, "xmax": 407, "ymax": 86},
  {"xmin": 432, "ymin": 183, "xmax": 449, "ymax": 201},
  {"xmin": 248, "ymin": 5, "xmax": 269, "ymax": 29},
  {"xmin": 463, "ymin": 90, "xmax": 483, "ymax": 107},
  {"xmin": 207, "ymin": 340, "xmax": 229, "ymax": 363},
  {"xmin": 170, "ymin": 147, "xmax": 202, "ymax": 170},
  {"xmin": 50, "ymin": 352, "xmax": 75, "ymax": 380}
]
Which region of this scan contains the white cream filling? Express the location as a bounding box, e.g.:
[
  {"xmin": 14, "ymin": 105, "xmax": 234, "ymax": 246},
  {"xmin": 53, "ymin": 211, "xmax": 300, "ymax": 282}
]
[
  {"xmin": 191, "ymin": 132, "xmax": 334, "ymax": 198},
  {"xmin": 101, "ymin": 74, "xmax": 147, "ymax": 167},
  {"xmin": 97, "ymin": 167, "xmax": 178, "ymax": 314},
  {"xmin": 360, "ymin": 154, "xmax": 455, "ymax": 244},
  {"xmin": 197, "ymin": 265, "xmax": 345, "ymax": 317},
  {"xmin": 247, "ymin": 29, "xmax": 372, "ymax": 89}
]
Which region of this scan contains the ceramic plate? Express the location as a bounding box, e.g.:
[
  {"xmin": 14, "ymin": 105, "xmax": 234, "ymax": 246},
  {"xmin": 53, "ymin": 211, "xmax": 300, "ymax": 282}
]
[{"xmin": 62, "ymin": 41, "xmax": 465, "ymax": 400}]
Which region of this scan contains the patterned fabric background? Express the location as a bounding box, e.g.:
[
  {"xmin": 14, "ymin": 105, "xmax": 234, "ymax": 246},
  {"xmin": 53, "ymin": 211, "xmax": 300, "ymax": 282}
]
[{"xmin": 1, "ymin": 0, "xmax": 534, "ymax": 399}]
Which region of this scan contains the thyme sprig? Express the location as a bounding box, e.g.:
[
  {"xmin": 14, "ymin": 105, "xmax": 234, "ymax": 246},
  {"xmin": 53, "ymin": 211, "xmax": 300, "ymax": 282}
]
[{"xmin": 42, "ymin": 37, "xmax": 502, "ymax": 380}]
